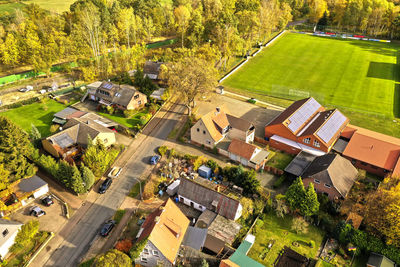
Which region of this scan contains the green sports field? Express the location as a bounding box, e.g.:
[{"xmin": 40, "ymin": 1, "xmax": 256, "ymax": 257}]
[{"xmin": 223, "ymin": 32, "xmax": 400, "ymax": 118}]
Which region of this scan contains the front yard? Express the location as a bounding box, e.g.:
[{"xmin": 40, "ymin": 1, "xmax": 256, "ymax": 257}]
[
  {"xmin": 1, "ymin": 99, "xmax": 66, "ymax": 137},
  {"xmin": 248, "ymin": 212, "xmax": 325, "ymax": 266}
]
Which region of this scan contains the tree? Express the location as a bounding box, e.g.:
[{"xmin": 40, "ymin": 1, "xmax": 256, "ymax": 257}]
[
  {"xmin": 291, "ymin": 216, "xmax": 309, "ymax": 234},
  {"xmin": 165, "ymin": 57, "xmax": 217, "ymax": 116},
  {"xmin": 81, "ymin": 165, "xmax": 95, "ymax": 191},
  {"xmin": 275, "ymin": 197, "xmax": 289, "ymax": 218},
  {"xmin": 95, "ymin": 249, "xmax": 132, "ymax": 267},
  {"xmin": 30, "ymin": 124, "xmax": 42, "ymax": 147},
  {"xmin": 285, "ymin": 177, "xmax": 319, "ymax": 217},
  {"xmin": 11, "ymin": 220, "xmax": 39, "ymax": 251},
  {"xmin": 174, "ymin": 5, "xmax": 191, "ymax": 47},
  {"xmin": 1, "ymin": 33, "xmax": 19, "ymax": 66},
  {"xmin": 0, "ymin": 116, "xmax": 35, "ymax": 183},
  {"xmin": 308, "ymin": 0, "xmax": 328, "ymax": 25},
  {"xmin": 129, "ymin": 238, "xmax": 148, "ymax": 260},
  {"xmin": 301, "ymin": 183, "xmax": 319, "ymax": 217},
  {"xmin": 69, "ymin": 164, "xmax": 85, "ymax": 194},
  {"xmin": 201, "ymin": 259, "xmax": 209, "ymax": 267}
]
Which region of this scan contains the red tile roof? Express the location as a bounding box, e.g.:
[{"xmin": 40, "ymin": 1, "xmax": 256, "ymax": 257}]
[{"xmin": 228, "ymin": 139, "xmax": 256, "ymax": 160}]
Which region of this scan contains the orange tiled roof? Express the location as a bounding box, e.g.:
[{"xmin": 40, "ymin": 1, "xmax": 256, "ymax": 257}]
[
  {"xmin": 220, "ymin": 259, "xmax": 240, "ymax": 267},
  {"xmin": 201, "ymin": 106, "xmax": 230, "ymax": 142},
  {"xmin": 228, "ymin": 139, "xmax": 256, "ymax": 160},
  {"xmin": 342, "ymin": 125, "xmax": 400, "ymax": 171},
  {"xmin": 137, "ymin": 199, "xmax": 189, "ymax": 264}
]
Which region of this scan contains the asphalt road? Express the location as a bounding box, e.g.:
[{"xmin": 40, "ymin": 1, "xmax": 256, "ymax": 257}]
[{"xmin": 42, "ymin": 101, "xmax": 185, "ymax": 267}]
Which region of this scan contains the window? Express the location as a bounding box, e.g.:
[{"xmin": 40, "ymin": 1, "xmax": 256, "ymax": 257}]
[
  {"xmin": 313, "ymin": 140, "xmax": 320, "ymax": 147},
  {"xmin": 138, "ymin": 100, "xmax": 142, "ymax": 105},
  {"xmin": 203, "ymin": 130, "xmax": 206, "ymax": 134},
  {"xmin": 143, "ymin": 248, "xmax": 149, "ymax": 255},
  {"xmin": 152, "ymin": 250, "xmax": 159, "ymax": 257},
  {"xmin": 2, "ymin": 229, "xmax": 8, "ymax": 237},
  {"xmin": 141, "ymin": 257, "xmax": 148, "ymax": 263},
  {"xmin": 303, "ymin": 138, "xmax": 311, "ymax": 144},
  {"xmin": 134, "ymin": 94, "xmax": 139, "ymax": 99},
  {"xmin": 197, "ymin": 128, "xmax": 200, "ymax": 132},
  {"xmin": 324, "ymin": 183, "xmax": 331, "ymax": 188},
  {"xmin": 314, "ymin": 179, "xmax": 320, "ymax": 184}
]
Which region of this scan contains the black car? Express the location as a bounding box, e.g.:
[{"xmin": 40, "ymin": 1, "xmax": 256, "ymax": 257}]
[
  {"xmin": 100, "ymin": 220, "xmax": 116, "ymax": 237},
  {"xmin": 41, "ymin": 196, "xmax": 54, "ymax": 206},
  {"xmin": 99, "ymin": 178, "xmax": 112, "ymax": 194}
]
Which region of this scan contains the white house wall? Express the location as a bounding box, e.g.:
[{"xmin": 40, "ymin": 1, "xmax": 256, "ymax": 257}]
[
  {"xmin": 178, "ymin": 195, "xmax": 207, "ymax": 212},
  {"xmin": 33, "ymin": 185, "xmax": 49, "ymax": 199},
  {"xmin": 136, "ymin": 240, "xmax": 172, "ymax": 267},
  {"xmin": 0, "ymin": 229, "xmax": 19, "ymax": 259},
  {"xmin": 234, "ymin": 204, "xmax": 243, "ymax": 221}
]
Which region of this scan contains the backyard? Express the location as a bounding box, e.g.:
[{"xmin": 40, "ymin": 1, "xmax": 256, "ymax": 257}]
[
  {"xmin": 222, "ymin": 32, "xmax": 400, "ymax": 137},
  {"xmin": 266, "ymin": 150, "xmax": 294, "ymax": 170},
  {"xmin": 1, "ymin": 99, "xmax": 66, "ymax": 137},
  {"xmin": 248, "ymin": 212, "xmax": 325, "ymax": 266},
  {"xmin": 97, "ymin": 109, "xmax": 152, "ymax": 130}
]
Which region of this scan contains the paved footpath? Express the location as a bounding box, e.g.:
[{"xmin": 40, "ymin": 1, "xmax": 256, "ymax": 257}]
[{"xmin": 223, "ymin": 90, "xmax": 285, "ymax": 111}]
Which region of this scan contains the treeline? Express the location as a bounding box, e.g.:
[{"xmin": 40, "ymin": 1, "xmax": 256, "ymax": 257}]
[{"xmin": 0, "ymin": 0, "xmax": 292, "ymax": 77}]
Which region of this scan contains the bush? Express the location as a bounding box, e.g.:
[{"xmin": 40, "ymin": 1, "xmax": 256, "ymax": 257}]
[
  {"xmin": 158, "ymin": 146, "xmax": 168, "ymax": 157},
  {"xmin": 50, "ymin": 124, "xmax": 60, "ymax": 133},
  {"xmin": 247, "ymin": 98, "xmax": 256, "ymax": 104},
  {"xmin": 193, "ymin": 156, "xmax": 207, "ymax": 171},
  {"xmin": 142, "ymin": 180, "xmax": 156, "ymax": 200},
  {"xmin": 273, "ymin": 174, "xmax": 286, "ymax": 188},
  {"xmin": 309, "ymin": 240, "xmax": 315, "ymax": 248},
  {"xmin": 168, "ymin": 148, "xmax": 176, "ymax": 159},
  {"xmin": 115, "ymin": 239, "xmax": 133, "ymax": 253},
  {"xmin": 129, "ymin": 238, "xmax": 148, "ymax": 260},
  {"xmin": 206, "ymin": 159, "xmax": 218, "ymax": 171}
]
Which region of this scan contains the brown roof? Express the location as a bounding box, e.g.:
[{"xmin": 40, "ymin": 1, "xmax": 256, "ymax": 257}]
[
  {"xmin": 95, "ymin": 82, "xmax": 145, "ymax": 108},
  {"xmin": 342, "ymin": 125, "xmax": 400, "ymax": 171},
  {"xmin": 143, "ymin": 61, "xmax": 163, "ymax": 75},
  {"xmin": 199, "ymin": 106, "xmax": 230, "ymax": 142},
  {"xmin": 228, "ymin": 139, "xmax": 256, "ymax": 160},
  {"xmin": 275, "ymin": 246, "xmax": 309, "ymax": 267},
  {"xmin": 220, "ymin": 259, "xmax": 240, "ymax": 267},
  {"xmin": 226, "ymin": 114, "xmax": 253, "ymax": 132},
  {"xmin": 178, "ymin": 178, "xmax": 241, "ymax": 220},
  {"xmin": 267, "ymin": 98, "xmax": 310, "ymax": 126},
  {"xmin": 303, "ymin": 153, "xmax": 358, "ymax": 197},
  {"xmin": 346, "ymin": 212, "xmax": 363, "ymax": 229},
  {"xmin": 137, "ymin": 199, "xmax": 189, "ymax": 264}
]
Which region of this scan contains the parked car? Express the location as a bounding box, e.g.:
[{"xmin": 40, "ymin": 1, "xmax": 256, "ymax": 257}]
[
  {"xmin": 99, "ymin": 178, "xmax": 112, "ymax": 194},
  {"xmin": 99, "ymin": 220, "xmax": 116, "ymax": 237},
  {"xmin": 108, "ymin": 167, "xmax": 122, "ymax": 179},
  {"xmin": 41, "ymin": 196, "xmax": 54, "ymax": 207},
  {"xmin": 26, "ymin": 85, "xmax": 33, "ymax": 91},
  {"xmin": 19, "ymin": 88, "xmax": 28, "ymax": 92},
  {"xmin": 149, "ymin": 155, "xmax": 160, "ymax": 165},
  {"xmin": 30, "ymin": 206, "xmax": 46, "ymax": 217}
]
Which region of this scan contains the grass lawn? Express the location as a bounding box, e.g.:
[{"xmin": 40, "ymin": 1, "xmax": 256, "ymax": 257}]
[
  {"xmin": 266, "ymin": 150, "xmax": 294, "ymax": 170},
  {"xmin": 223, "ymin": 32, "xmax": 400, "ymax": 137},
  {"xmin": 0, "ymin": 2, "xmax": 26, "ymax": 15},
  {"xmin": 113, "ymin": 209, "xmax": 127, "ymax": 224},
  {"xmin": 1, "ymin": 100, "xmax": 66, "ymax": 137},
  {"xmin": 97, "ymin": 110, "xmax": 150, "ymax": 129},
  {"xmin": 129, "ymin": 181, "xmax": 146, "ymax": 198},
  {"xmin": 248, "ymin": 212, "xmax": 325, "ymax": 266},
  {"xmin": 25, "ymin": 0, "xmax": 77, "ymax": 13}
]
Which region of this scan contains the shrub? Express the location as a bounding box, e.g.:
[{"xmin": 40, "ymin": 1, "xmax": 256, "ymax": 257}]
[
  {"xmin": 129, "ymin": 238, "xmax": 148, "ymax": 260},
  {"xmin": 212, "ymin": 145, "xmax": 218, "ymax": 154},
  {"xmin": 273, "ymin": 174, "xmax": 286, "ymax": 188},
  {"xmin": 142, "ymin": 180, "xmax": 155, "ymax": 200},
  {"xmin": 115, "ymin": 239, "xmax": 133, "ymax": 253},
  {"xmin": 158, "ymin": 146, "xmax": 168, "ymax": 157},
  {"xmin": 309, "ymin": 240, "xmax": 315, "ymax": 248},
  {"xmin": 168, "ymin": 148, "xmax": 176, "ymax": 159},
  {"xmin": 247, "ymin": 98, "xmax": 256, "ymax": 104},
  {"xmin": 193, "ymin": 156, "xmax": 207, "ymax": 171},
  {"xmin": 50, "ymin": 124, "xmax": 59, "ymax": 133},
  {"xmin": 206, "ymin": 159, "xmax": 218, "ymax": 171}
]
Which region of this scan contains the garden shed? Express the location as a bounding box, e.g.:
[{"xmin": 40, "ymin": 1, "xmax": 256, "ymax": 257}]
[
  {"xmin": 198, "ymin": 165, "xmax": 212, "ymax": 179},
  {"xmin": 166, "ymin": 179, "xmax": 180, "ymax": 196}
]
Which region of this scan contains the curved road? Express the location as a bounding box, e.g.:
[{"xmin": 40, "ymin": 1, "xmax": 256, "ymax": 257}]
[{"xmin": 34, "ymin": 100, "xmax": 185, "ymax": 267}]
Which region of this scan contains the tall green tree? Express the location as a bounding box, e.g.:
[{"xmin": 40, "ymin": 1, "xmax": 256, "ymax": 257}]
[
  {"xmin": 302, "ymin": 183, "xmax": 320, "ymax": 217},
  {"xmin": 95, "ymin": 249, "xmax": 132, "ymax": 267},
  {"xmin": 81, "ymin": 165, "xmax": 95, "ymax": 191},
  {"xmin": 285, "ymin": 177, "xmax": 319, "ymax": 217}
]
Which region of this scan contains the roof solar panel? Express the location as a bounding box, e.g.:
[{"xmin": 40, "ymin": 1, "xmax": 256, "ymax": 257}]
[
  {"xmin": 103, "ymin": 83, "xmax": 113, "ymax": 90},
  {"xmin": 287, "ymin": 98, "xmax": 321, "ymax": 133},
  {"xmin": 53, "ymin": 133, "xmax": 74, "ymax": 149},
  {"xmin": 317, "ymin": 111, "xmax": 347, "ymax": 143}
]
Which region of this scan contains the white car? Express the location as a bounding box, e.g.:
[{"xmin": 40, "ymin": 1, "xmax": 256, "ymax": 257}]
[
  {"xmin": 26, "ymin": 85, "xmax": 33, "ymax": 91},
  {"xmin": 108, "ymin": 167, "xmax": 122, "ymax": 179}
]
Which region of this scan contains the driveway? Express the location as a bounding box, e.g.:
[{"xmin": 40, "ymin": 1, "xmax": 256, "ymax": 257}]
[
  {"xmin": 33, "ymin": 100, "xmax": 186, "ymax": 267},
  {"xmin": 10, "ymin": 194, "xmax": 68, "ymax": 233},
  {"xmin": 194, "ymin": 93, "xmax": 281, "ymax": 138}
]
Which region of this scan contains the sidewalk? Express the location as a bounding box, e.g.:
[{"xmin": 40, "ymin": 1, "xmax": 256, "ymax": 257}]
[{"xmin": 224, "ymin": 90, "xmax": 285, "ymax": 111}]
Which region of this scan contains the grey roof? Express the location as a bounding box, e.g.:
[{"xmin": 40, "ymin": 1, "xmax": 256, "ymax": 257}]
[
  {"xmin": 207, "ymin": 215, "xmax": 241, "ymax": 244},
  {"xmin": 226, "ymin": 114, "xmax": 253, "ymax": 132},
  {"xmin": 195, "ymin": 210, "xmax": 217, "ymax": 228},
  {"xmin": 54, "ymin": 107, "xmax": 79, "ymax": 120},
  {"xmin": 284, "ymin": 151, "xmax": 317, "ymax": 177},
  {"xmin": 182, "ymin": 227, "xmax": 208, "ymax": 250},
  {"xmin": 143, "ymin": 61, "xmax": 163, "ymax": 76},
  {"xmin": 316, "ymin": 110, "xmax": 347, "ymax": 143},
  {"xmin": 0, "ymin": 219, "xmax": 22, "ymax": 250},
  {"xmin": 367, "ymin": 253, "xmax": 396, "ymax": 267},
  {"xmin": 52, "ymin": 132, "xmax": 75, "ymax": 149},
  {"xmin": 251, "ymin": 149, "xmax": 270, "ymax": 165},
  {"xmin": 18, "ymin": 175, "xmax": 47, "ymax": 193},
  {"xmin": 177, "ymin": 178, "xmax": 241, "ymax": 220},
  {"xmin": 150, "ymin": 88, "xmax": 166, "ymax": 100},
  {"xmin": 333, "ymin": 139, "xmax": 349, "ymax": 154},
  {"xmin": 303, "ymin": 153, "xmax": 358, "ymax": 197}
]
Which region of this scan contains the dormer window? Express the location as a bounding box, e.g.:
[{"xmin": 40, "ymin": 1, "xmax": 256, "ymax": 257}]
[
  {"xmin": 134, "ymin": 94, "xmax": 140, "ymax": 99},
  {"xmin": 2, "ymin": 229, "xmax": 8, "ymax": 237},
  {"xmin": 313, "ymin": 140, "xmax": 320, "ymax": 147},
  {"xmin": 303, "ymin": 138, "xmax": 311, "ymax": 144}
]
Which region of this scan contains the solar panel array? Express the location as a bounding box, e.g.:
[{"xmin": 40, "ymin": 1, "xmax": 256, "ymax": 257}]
[
  {"xmin": 317, "ymin": 111, "xmax": 347, "ymax": 143},
  {"xmin": 103, "ymin": 83, "xmax": 113, "ymax": 90},
  {"xmin": 287, "ymin": 98, "xmax": 321, "ymax": 133},
  {"xmin": 53, "ymin": 133, "xmax": 75, "ymax": 149}
]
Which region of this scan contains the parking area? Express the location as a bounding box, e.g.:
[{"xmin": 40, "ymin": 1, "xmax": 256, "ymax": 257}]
[
  {"xmin": 10, "ymin": 193, "xmax": 68, "ymax": 233},
  {"xmin": 195, "ymin": 93, "xmax": 281, "ymax": 138}
]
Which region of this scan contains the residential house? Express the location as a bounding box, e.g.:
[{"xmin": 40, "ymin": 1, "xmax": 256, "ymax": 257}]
[
  {"xmin": 274, "ymin": 246, "xmax": 310, "ymax": 267},
  {"xmin": 0, "ymin": 219, "xmax": 22, "ymax": 260},
  {"xmin": 143, "ymin": 61, "xmax": 164, "ymax": 80},
  {"xmin": 135, "ymin": 199, "xmax": 189, "ymax": 267},
  {"xmin": 87, "ymin": 81, "xmax": 147, "ymax": 110},
  {"xmin": 228, "ymin": 139, "xmax": 270, "ymax": 170},
  {"xmin": 177, "ymin": 177, "xmax": 242, "ymax": 221},
  {"xmin": 52, "ymin": 107, "xmax": 86, "ymax": 125},
  {"xmin": 301, "ymin": 153, "xmax": 358, "ymax": 201},
  {"xmin": 338, "ymin": 125, "xmax": 400, "ymax": 177},
  {"xmin": 42, "ymin": 117, "xmax": 116, "ymax": 161},
  {"xmin": 17, "ymin": 175, "xmax": 49, "ymax": 202},
  {"xmin": 367, "ymin": 253, "xmax": 396, "ymax": 267},
  {"xmin": 191, "ymin": 106, "xmax": 255, "ymax": 149},
  {"xmin": 265, "ymin": 97, "xmax": 349, "ymax": 155},
  {"xmin": 219, "ymin": 235, "xmax": 264, "ymax": 267}
]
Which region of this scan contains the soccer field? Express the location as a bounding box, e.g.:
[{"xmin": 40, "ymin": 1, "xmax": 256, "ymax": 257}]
[{"xmin": 223, "ymin": 32, "xmax": 400, "ymax": 118}]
